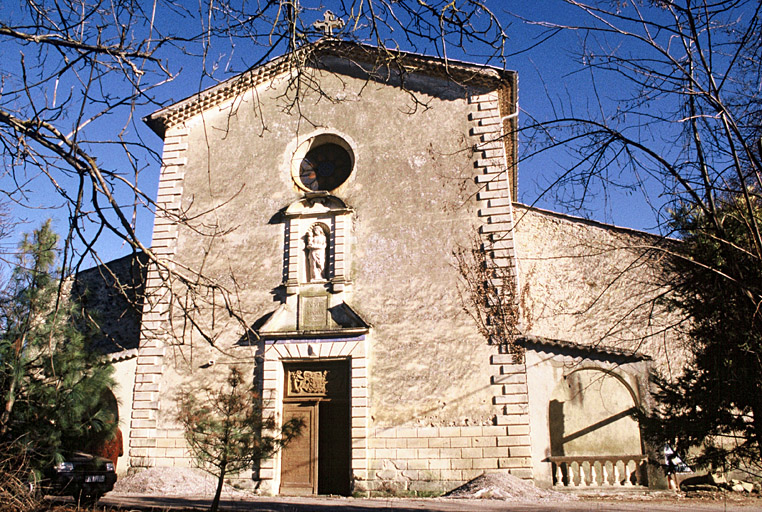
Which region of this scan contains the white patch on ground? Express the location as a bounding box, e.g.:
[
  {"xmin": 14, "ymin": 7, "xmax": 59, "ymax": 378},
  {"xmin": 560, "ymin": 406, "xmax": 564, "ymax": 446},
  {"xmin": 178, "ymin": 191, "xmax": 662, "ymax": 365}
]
[
  {"xmin": 444, "ymin": 472, "xmax": 578, "ymax": 502},
  {"xmin": 112, "ymin": 467, "xmax": 249, "ymax": 497}
]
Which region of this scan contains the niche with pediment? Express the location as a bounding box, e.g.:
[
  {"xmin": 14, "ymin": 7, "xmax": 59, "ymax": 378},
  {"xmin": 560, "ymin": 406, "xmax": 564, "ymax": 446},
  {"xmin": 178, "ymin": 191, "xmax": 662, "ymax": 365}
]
[{"xmin": 283, "ymin": 195, "xmax": 352, "ymax": 294}]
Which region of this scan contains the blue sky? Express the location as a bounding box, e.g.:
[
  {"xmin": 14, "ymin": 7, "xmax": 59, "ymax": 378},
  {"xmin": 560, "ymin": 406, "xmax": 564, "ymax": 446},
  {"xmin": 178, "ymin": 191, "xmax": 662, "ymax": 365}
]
[{"xmin": 2, "ymin": 0, "xmax": 749, "ymax": 269}]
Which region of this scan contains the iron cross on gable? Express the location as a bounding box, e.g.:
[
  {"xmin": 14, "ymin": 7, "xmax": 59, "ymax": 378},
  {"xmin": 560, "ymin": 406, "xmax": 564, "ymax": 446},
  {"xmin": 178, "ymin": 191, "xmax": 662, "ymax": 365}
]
[{"xmin": 313, "ymin": 10, "xmax": 344, "ymax": 36}]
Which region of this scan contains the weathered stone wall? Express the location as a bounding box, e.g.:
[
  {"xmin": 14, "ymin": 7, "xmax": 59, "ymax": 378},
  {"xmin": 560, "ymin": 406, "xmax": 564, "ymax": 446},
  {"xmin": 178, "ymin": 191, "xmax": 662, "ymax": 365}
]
[
  {"xmin": 72, "ymin": 252, "xmax": 146, "ymax": 354},
  {"xmin": 366, "ymin": 424, "xmax": 529, "ymax": 494},
  {"xmin": 362, "ymin": 351, "xmax": 533, "ymax": 494},
  {"xmin": 128, "ymin": 121, "xmax": 189, "ymax": 471},
  {"xmin": 72, "ymin": 253, "xmax": 146, "ymax": 474},
  {"xmin": 164, "ymin": 65, "xmax": 496, "ymax": 420},
  {"xmin": 129, "ymin": 52, "xmax": 687, "ymax": 494},
  {"xmin": 512, "ymin": 205, "xmax": 689, "ymax": 378},
  {"xmin": 131, "ymin": 58, "xmax": 532, "ymax": 492}
]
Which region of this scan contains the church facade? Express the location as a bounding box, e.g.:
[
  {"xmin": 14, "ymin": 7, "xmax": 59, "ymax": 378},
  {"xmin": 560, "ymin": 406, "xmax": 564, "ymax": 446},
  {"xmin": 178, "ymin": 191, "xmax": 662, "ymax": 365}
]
[{"xmin": 93, "ymin": 41, "xmax": 687, "ymax": 494}]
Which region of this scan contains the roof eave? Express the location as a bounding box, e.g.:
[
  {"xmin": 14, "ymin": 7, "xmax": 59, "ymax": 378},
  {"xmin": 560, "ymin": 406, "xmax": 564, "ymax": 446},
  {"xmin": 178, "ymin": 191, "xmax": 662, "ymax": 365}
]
[
  {"xmin": 143, "ymin": 39, "xmax": 515, "ymax": 139},
  {"xmin": 516, "ymin": 334, "xmax": 652, "ymax": 361}
]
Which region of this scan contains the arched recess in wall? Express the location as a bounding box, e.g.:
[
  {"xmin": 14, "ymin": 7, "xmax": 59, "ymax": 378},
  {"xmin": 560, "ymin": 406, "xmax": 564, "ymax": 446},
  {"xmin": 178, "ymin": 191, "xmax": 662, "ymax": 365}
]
[
  {"xmin": 86, "ymin": 388, "xmax": 124, "ymax": 468},
  {"xmin": 101, "ymin": 388, "xmax": 119, "ymax": 424},
  {"xmin": 548, "ymin": 368, "xmax": 642, "ymax": 457}
]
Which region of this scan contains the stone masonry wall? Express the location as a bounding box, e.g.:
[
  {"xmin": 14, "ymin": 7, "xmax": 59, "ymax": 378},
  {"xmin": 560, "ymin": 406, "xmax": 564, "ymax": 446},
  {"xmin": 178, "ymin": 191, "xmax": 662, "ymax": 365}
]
[
  {"xmin": 366, "ymin": 423, "xmax": 531, "ymax": 494},
  {"xmin": 360, "ymin": 86, "xmax": 532, "ymax": 494},
  {"xmin": 127, "ymin": 124, "xmax": 188, "ymax": 469},
  {"xmin": 125, "ymin": 52, "xmax": 688, "ymax": 494},
  {"xmin": 362, "ymin": 351, "xmax": 532, "ymax": 494}
]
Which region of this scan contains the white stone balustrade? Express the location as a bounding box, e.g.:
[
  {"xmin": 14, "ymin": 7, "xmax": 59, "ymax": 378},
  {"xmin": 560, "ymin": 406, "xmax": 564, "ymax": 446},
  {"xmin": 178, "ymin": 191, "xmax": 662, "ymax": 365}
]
[{"xmin": 549, "ymin": 455, "xmax": 648, "ymax": 487}]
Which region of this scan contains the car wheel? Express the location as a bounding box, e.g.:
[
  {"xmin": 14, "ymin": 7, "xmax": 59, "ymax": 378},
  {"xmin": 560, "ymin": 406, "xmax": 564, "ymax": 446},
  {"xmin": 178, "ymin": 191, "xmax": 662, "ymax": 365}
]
[
  {"xmin": 26, "ymin": 475, "xmax": 43, "ymax": 500},
  {"xmin": 73, "ymin": 491, "xmax": 100, "ymax": 508},
  {"xmin": 83, "ymin": 494, "xmax": 101, "ymax": 507}
]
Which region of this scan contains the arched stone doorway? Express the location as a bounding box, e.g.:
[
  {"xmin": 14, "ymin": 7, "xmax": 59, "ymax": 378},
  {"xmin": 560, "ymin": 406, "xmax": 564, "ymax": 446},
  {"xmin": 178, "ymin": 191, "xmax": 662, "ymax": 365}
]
[
  {"xmin": 547, "ymin": 367, "xmax": 646, "ymax": 486},
  {"xmin": 86, "ymin": 388, "xmax": 123, "ymax": 469},
  {"xmin": 549, "ymin": 368, "xmax": 642, "ymax": 457}
]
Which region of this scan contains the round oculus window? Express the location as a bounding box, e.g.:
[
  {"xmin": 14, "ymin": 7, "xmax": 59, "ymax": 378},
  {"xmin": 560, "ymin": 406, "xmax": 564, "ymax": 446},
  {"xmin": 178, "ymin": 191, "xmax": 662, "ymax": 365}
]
[{"xmin": 298, "ymin": 143, "xmax": 353, "ymax": 191}]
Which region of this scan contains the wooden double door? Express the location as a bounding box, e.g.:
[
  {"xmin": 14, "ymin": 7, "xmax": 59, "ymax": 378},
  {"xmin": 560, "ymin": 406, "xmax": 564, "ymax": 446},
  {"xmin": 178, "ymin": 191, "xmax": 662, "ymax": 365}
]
[{"xmin": 279, "ymin": 360, "xmax": 350, "ymax": 496}]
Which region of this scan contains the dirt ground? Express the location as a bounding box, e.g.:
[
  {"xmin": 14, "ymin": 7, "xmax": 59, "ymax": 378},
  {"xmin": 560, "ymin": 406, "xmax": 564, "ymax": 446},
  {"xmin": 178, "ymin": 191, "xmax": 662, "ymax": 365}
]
[
  {"xmin": 64, "ymin": 469, "xmax": 762, "ymax": 512},
  {"xmin": 91, "ymin": 492, "xmax": 762, "ymax": 512}
]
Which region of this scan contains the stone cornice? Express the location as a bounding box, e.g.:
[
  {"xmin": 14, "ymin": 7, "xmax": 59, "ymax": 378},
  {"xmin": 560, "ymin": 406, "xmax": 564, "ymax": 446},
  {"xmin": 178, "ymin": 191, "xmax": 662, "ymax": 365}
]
[{"xmin": 144, "ymin": 39, "xmax": 515, "ymax": 138}]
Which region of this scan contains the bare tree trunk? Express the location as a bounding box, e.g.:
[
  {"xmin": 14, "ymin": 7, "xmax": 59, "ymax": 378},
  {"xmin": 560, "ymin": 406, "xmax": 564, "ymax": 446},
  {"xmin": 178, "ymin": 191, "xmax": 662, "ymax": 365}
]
[
  {"xmin": 752, "ymin": 403, "xmax": 762, "ymax": 463},
  {"xmin": 0, "ymin": 334, "xmax": 25, "ymax": 437},
  {"xmin": 0, "ymin": 376, "xmax": 18, "ymax": 437},
  {"xmin": 211, "ymin": 460, "xmax": 227, "ymax": 512}
]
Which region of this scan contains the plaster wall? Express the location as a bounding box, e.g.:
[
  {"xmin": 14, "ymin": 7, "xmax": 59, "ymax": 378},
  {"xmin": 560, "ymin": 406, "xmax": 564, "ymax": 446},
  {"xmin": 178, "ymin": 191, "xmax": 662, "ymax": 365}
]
[
  {"xmin": 131, "ymin": 54, "xmax": 687, "ymax": 493},
  {"xmin": 117, "ymin": 57, "xmax": 692, "ymax": 494},
  {"xmin": 512, "ymin": 205, "xmax": 689, "ymax": 378},
  {"xmin": 111, "ymin": 357, "xmax": 137, "ymax": 474},
  {"xmin": 131, "ymin": 62, "xmax": 528, "ymax": 491},
  {"xmin": 165, "ymin": 65, "xmax": 497, "ymax": 427}
]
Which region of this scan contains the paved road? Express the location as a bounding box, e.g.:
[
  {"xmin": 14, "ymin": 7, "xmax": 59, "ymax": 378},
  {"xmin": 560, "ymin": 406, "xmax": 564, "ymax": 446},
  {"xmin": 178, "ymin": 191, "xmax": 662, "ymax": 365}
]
[{"xmin": 99, "ymin": 493, "xmax": 762, "ymax": 511}]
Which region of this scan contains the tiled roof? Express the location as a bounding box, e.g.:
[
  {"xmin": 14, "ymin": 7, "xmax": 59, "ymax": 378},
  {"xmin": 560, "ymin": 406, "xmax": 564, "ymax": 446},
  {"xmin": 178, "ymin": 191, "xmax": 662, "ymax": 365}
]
[{"xmin": 517, "ymin": 334, "xmax": 651, "ymax": 361}]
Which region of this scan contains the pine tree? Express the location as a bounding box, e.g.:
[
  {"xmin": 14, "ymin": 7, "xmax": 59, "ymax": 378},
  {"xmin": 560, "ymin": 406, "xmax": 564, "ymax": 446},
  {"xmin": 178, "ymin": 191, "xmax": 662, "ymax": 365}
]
[
  {"xmin": 644, "ymin": 195, "xmax": 762, "ymax": 473},
  {"xmin": 177, "ymin": 367, "xmax": 302, "ymax": 512},
  {"xmin": 0, "ymin": 220, "xmax": 115, "ymax": 470}
]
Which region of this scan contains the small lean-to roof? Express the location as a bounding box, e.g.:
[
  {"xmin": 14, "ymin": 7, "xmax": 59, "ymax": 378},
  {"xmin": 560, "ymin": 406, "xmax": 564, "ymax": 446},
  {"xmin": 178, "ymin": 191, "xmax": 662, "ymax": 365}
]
[
  {"xmin": 144, "ymin": 39, "xmax": 515, "ymax": 138},
  {"xmin": 517, "ymin": 334, "xmax": 651, "ymax": 362}
]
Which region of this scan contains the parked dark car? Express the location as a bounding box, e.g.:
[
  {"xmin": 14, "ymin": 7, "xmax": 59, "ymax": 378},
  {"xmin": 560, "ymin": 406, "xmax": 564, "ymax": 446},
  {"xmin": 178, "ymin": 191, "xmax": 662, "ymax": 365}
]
[{"xmin": 35, "ymin": 452, "xmax": 117, "ymax": 504}]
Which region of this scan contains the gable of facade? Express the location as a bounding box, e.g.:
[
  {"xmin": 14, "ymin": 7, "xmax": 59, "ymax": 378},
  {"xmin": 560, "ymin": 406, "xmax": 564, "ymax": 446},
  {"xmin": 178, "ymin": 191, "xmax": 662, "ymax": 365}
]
[{"xmin": 87, "ymin": 41, "xmax": 686, "ymax": 494}]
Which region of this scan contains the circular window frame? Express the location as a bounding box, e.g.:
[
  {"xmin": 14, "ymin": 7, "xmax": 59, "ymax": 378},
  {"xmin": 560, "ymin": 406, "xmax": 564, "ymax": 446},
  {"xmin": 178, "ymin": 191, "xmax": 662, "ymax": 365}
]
[{"xmin": 291, "ymin": 133, "xmax": 355, "ymax": 193}]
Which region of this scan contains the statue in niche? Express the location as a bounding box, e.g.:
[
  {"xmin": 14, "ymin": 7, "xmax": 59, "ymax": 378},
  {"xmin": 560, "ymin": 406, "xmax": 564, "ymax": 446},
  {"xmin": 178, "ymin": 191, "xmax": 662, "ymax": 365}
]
[{"xmin": 305, "ymin": 224, "xmax": 328, "ymax": 282}]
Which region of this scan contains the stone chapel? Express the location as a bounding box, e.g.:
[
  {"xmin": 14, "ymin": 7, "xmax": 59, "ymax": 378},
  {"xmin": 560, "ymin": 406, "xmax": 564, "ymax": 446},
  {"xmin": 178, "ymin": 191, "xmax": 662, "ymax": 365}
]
[{"xmin": 76, "ymin": 39, "xmax": 689, "ymax": 495}]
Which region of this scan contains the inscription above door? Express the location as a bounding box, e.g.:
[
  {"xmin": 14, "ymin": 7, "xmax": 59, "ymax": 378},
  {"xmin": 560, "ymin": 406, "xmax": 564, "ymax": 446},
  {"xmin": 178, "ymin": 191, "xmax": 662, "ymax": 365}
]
[
  {"xmin": 284, "ymin": 361, "xmax": 348, "ymax": 399},
  {"xmin": 299, "ymin": 295, "xmax": 328, "ymax": 330}
]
